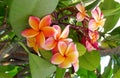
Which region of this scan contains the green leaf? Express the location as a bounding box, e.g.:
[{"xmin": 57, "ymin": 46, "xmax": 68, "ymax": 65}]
[
  {"xmin": 29, "ymin": 53, "xmax": 56, "ymax": 78},
  {"xmin": 110, "ymin": 26, "xmax": 120, "ymax": 35},
  {"xmin": 0, "ymin": 72, "xmax": 12, "ymax": 78},
  {"xmin": 79, "ymin": 50, "xmax": 100, "ymax": 71},
  {"xmin": 9, "ymin": 0, "xmax": 58, "ymax": 37},
  {"xmin": 100, "ymin": 0, "xmax": 120, "ymax": 33},
  {"xmin": 39, "ymin": 50, "xmax": 52, "ymax": 61},
  {"xmin": 86, "ymin": 0, "xmax": 100, "ymax": 10},
  {"xmin": 103, "ymin": 5, "xmax": 120, "ymax": 16},
  {"xmin": 113, "ymin": 69, "xmax": 120, "ymax": 78},
  {"xmin": 76, "ymin": 42, "xmax": 86, "ymax": 56},
  {"xmin": 103, "ymin": 15, "xmax": 119, "ymax": 33},
  {"xmin": 55, "ymin": 67, "xmax": 66, "ymax": 78},
  {"xmin": 102, "ymin": 58, "xmax": 113, "ymax": 78}
]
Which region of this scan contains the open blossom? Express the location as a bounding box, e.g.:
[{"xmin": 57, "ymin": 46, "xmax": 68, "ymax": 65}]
[
  {"xmin": 43, "ymin": 25, "xmax": 72, "ymax": 53},
  {"xmin": 76, "ymin": 4, "xmax": 88, "ymax": 21},
  {"xmin": 51, "ymin": 41, "xmax": 79, "ymax": 72},
  {"xmin": 21, "ymin": 15, "xmax": 56, "ymax": 53},
  {"xmin": 88, "ymin": 7, "xmax": 106, "ymax": 31}
]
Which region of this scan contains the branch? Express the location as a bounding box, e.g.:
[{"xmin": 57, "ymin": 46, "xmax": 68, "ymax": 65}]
[{"xmin": 99, "ymin": 46, "xmax": 120, "ymax": 56}]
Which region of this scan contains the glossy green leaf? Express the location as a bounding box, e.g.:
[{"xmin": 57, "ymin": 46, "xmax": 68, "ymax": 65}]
[
  {"xmin": 103, "ymin": 5, "xmax": 120, "ymax": 16},
  {"xmin": 29, "ymin": 53, "xmax": 56, "ymax": 78},
  {"xmin": 86, "ymin": 0, "xmax": 100, "ymax": 10},
  {"xmin": 104, "ymin": 15, "xmax": 119, "ymax": 33},
  {"xmin": 100, "ymin": 0, "xmax": 120, "ymax": 33},
  {"xmin": 55, "ymin": 67, "xmax": 66, "ymax": 78},
  {"xmin": 9, "ymin": 0, "xmax": 58, "ymax": 37},
  {"xmin": 110, "ymin": 26, "xmax": 120, "ymax": 35},
  {"xmin": 79, "ymin": 50, "xmax": 100, "ymax": 71},
  {"xmin": 113, "ymin": 69, "xmax": 120, "ymax": 78},
  {"xmin": 76, "ymin": 42, "xmax": 86, "ymax": 56},
  {"xmin": 102, "ymin": 58, "xmax": 113, "ymax": 78}
]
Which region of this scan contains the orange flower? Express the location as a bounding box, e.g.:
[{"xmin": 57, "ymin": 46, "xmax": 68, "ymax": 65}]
[
  {"xmin": 21, "ymin": 15, "xmax": 56, "ymax": 53},
  {"xmin": 88, "ymin": 7, "xmax": 106, "ymax": 31},
  {"xmin": 51, "ymin": 41, "xmax": 79, "ymax": 72},
  {"xmin": 43, "ymin": 25, "xmax": 72, "ymax": 52},
  {"xmin": 76, "ymin": 4, "xmax": 88, "ymax": 21}
]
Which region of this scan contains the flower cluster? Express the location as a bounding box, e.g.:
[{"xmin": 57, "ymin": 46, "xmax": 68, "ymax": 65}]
[
  {"xmin": 76, "ymin": 4, "xmax": 106, "ymax": 51},
  {"xmin": 21, "ymin": 3, "xmax": 106, "ymax": 72},
  {"xmin": 21, "ymin": 15, "xmax": 79, "ymax": 72}
]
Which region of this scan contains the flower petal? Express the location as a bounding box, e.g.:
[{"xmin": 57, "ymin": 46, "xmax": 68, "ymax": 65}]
[
  {"xmin": 59, "ymin": 25, "xmax": 70, "ymax": 39},
  {"xmin": 27, "ymin": 37, "xmax": 36, "ymax": 47},
  {"xmin": 58, "ymin": 41, "xmax": 67, "ymax": 56},
  {"xmin": 41, "ymin": 27, "xmax": 56, "ymax": 37},
  {"xmin": 43, "ymin": 37, "xmax": 56, "ymax": 50},
  {"xmin": 53, "ymin": 25, "xmax": 61, "ymax": 39},
  {"xmin": 39, "ymin": 15, "xmax": 52, "ymax": 29},
  {"xmin": 88, "ymin": 19, "xmax": 98, "ymax": 31},
  {"xmin": 72, "ymin": 60, "xmax": 79, "ymax": 72},
  {"xmin": 59, "ymin": 58, "xmax": 72, "ymax": 68},
  {"xmin": 61, "ymin": 38, "xmax": 73, "ymax": 43},
  {"xmin": 76, "ymin": 12, "xmax": 85, "ymax": 21},
  {"xmin": 51, "ymin": 53, "xmax": 65, "ymax": 64},
  {"xmin": 89, "ymin": 30, "xmax": 99, "ymax": 43},
  {"xmin": 86, "ymin": 40, "xmax": 95, "ymax": 51},
  {"xmin": 66, "ymin": 52, "xmax": 78, "ymax": 63},
  {"xmin": 33, "ymin": 45, "xmax": 39, "ymax": 53},
  {"xmin": 76, "ymin": 4, "xmax": 85, "ymax": 13},
  {"xmin": 36, "ymin": 32, "xmax": 45, "ymax": 48},
  {"xmin": 29, "ymin": 16, "xmax": 40, "ymax": 31},
  {"xmin": 65, "ymin": 42, "xmax": 77, "ymax": 55},
  {"xmin": 21, "ymin": 29, "xmax": 39, "ymax": 38}
]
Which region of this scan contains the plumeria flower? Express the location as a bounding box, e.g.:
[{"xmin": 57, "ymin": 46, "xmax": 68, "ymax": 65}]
[
  {"xmin": 81, "ymin": 37, "xmax": 98, "ymax": 52},
  {"xmin": 21, "ymin": 15, "xmax": 56, "ymax": 53},
  {"xmin": 76, "ymin": 4, "xmax": 88, "ymax": 21},
  {"xmin": 43, "ymin": 25, "xmax": 72, "ymax": 53},
  {"xmin": 89, "ymin": 30, "xmax": 99, "ymax": 43},
  {"xmin": 88, "ymin": 7, "xmax": 106, "ymax": 31},
  {"xmin": 51, "ymin": 41, "xmax": 79, "ymax": 72}
]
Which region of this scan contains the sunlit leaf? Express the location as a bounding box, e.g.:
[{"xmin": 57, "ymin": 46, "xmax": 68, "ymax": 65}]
[
  {"xmin": 79, "ymin": 50, "xmax": 100, "ymax": 71},
  {"xmin": 76, "ymin": 42, "xmax": 86, "ymax": 56},
  {"xmin": 9, "ymin": 0, "xmax": 58, "ymax": 37},
  {"xmin": 29, "ymin": 53, "xmax": 56, "ymax": 78},
  {"xmin": 113, "ymin": 69, "xmax": 120, "ymax": 78}
]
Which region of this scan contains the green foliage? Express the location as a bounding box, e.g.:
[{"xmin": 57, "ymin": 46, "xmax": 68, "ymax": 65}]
[
  {"xmin": 113, "ymin": 69, "xmax": 120, "ymax": 78},
  {"xmin": 29, "ymin": 53, "xmax": 56, "ymax": 78},
  {"xmin": 76, "ymin": 42, "xmax": 86, "ymax": 56},
  {"xmin": 102, "ymin": 58, "xmax": 113, "ymax": 78},
  {"xmin": 77, "ymin": 67, "xmax": 97, "ymax": 78},
  {"xmin": 9, "ymin": 0, "xmax": 58, "ymax": 37},
  {"xmin": 100, "ymin": 0, "xmax": 120, "ymax": 33},
  {"xmin": 79, "ymin": 50, "xmax": 100, "ymax": 71}
]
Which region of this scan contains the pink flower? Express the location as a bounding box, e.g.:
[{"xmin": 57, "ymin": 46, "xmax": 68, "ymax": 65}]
[
  {"xmin": 88, "ymin": 7, "xmax": 106, "ymax": 31},
  {"xmin": 51, "ymin": 41, "xmax": 79, "ymax": 72},
  {"xmin": 76, "ymin": 4, "xmax": 88, "ymax": 21},
  {"xmin": 43, "ymin": 25, "xmax": 72, "ymax": 53},
  {"xmin": 21, "ymin": 15, "xmax": 56, "ymax": 53},
  {"xmin": 81, "ymin": 37, "xmax": 99, "ymax": 52},
  {"xmin": 89, "ymin": 30, "xmax": 99, "ymax": 43}
]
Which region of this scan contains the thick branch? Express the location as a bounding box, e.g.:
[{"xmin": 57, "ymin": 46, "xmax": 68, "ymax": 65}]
[{"xmin": 99, "ymin": 46, "xmax": 120, "ymax": 56}]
